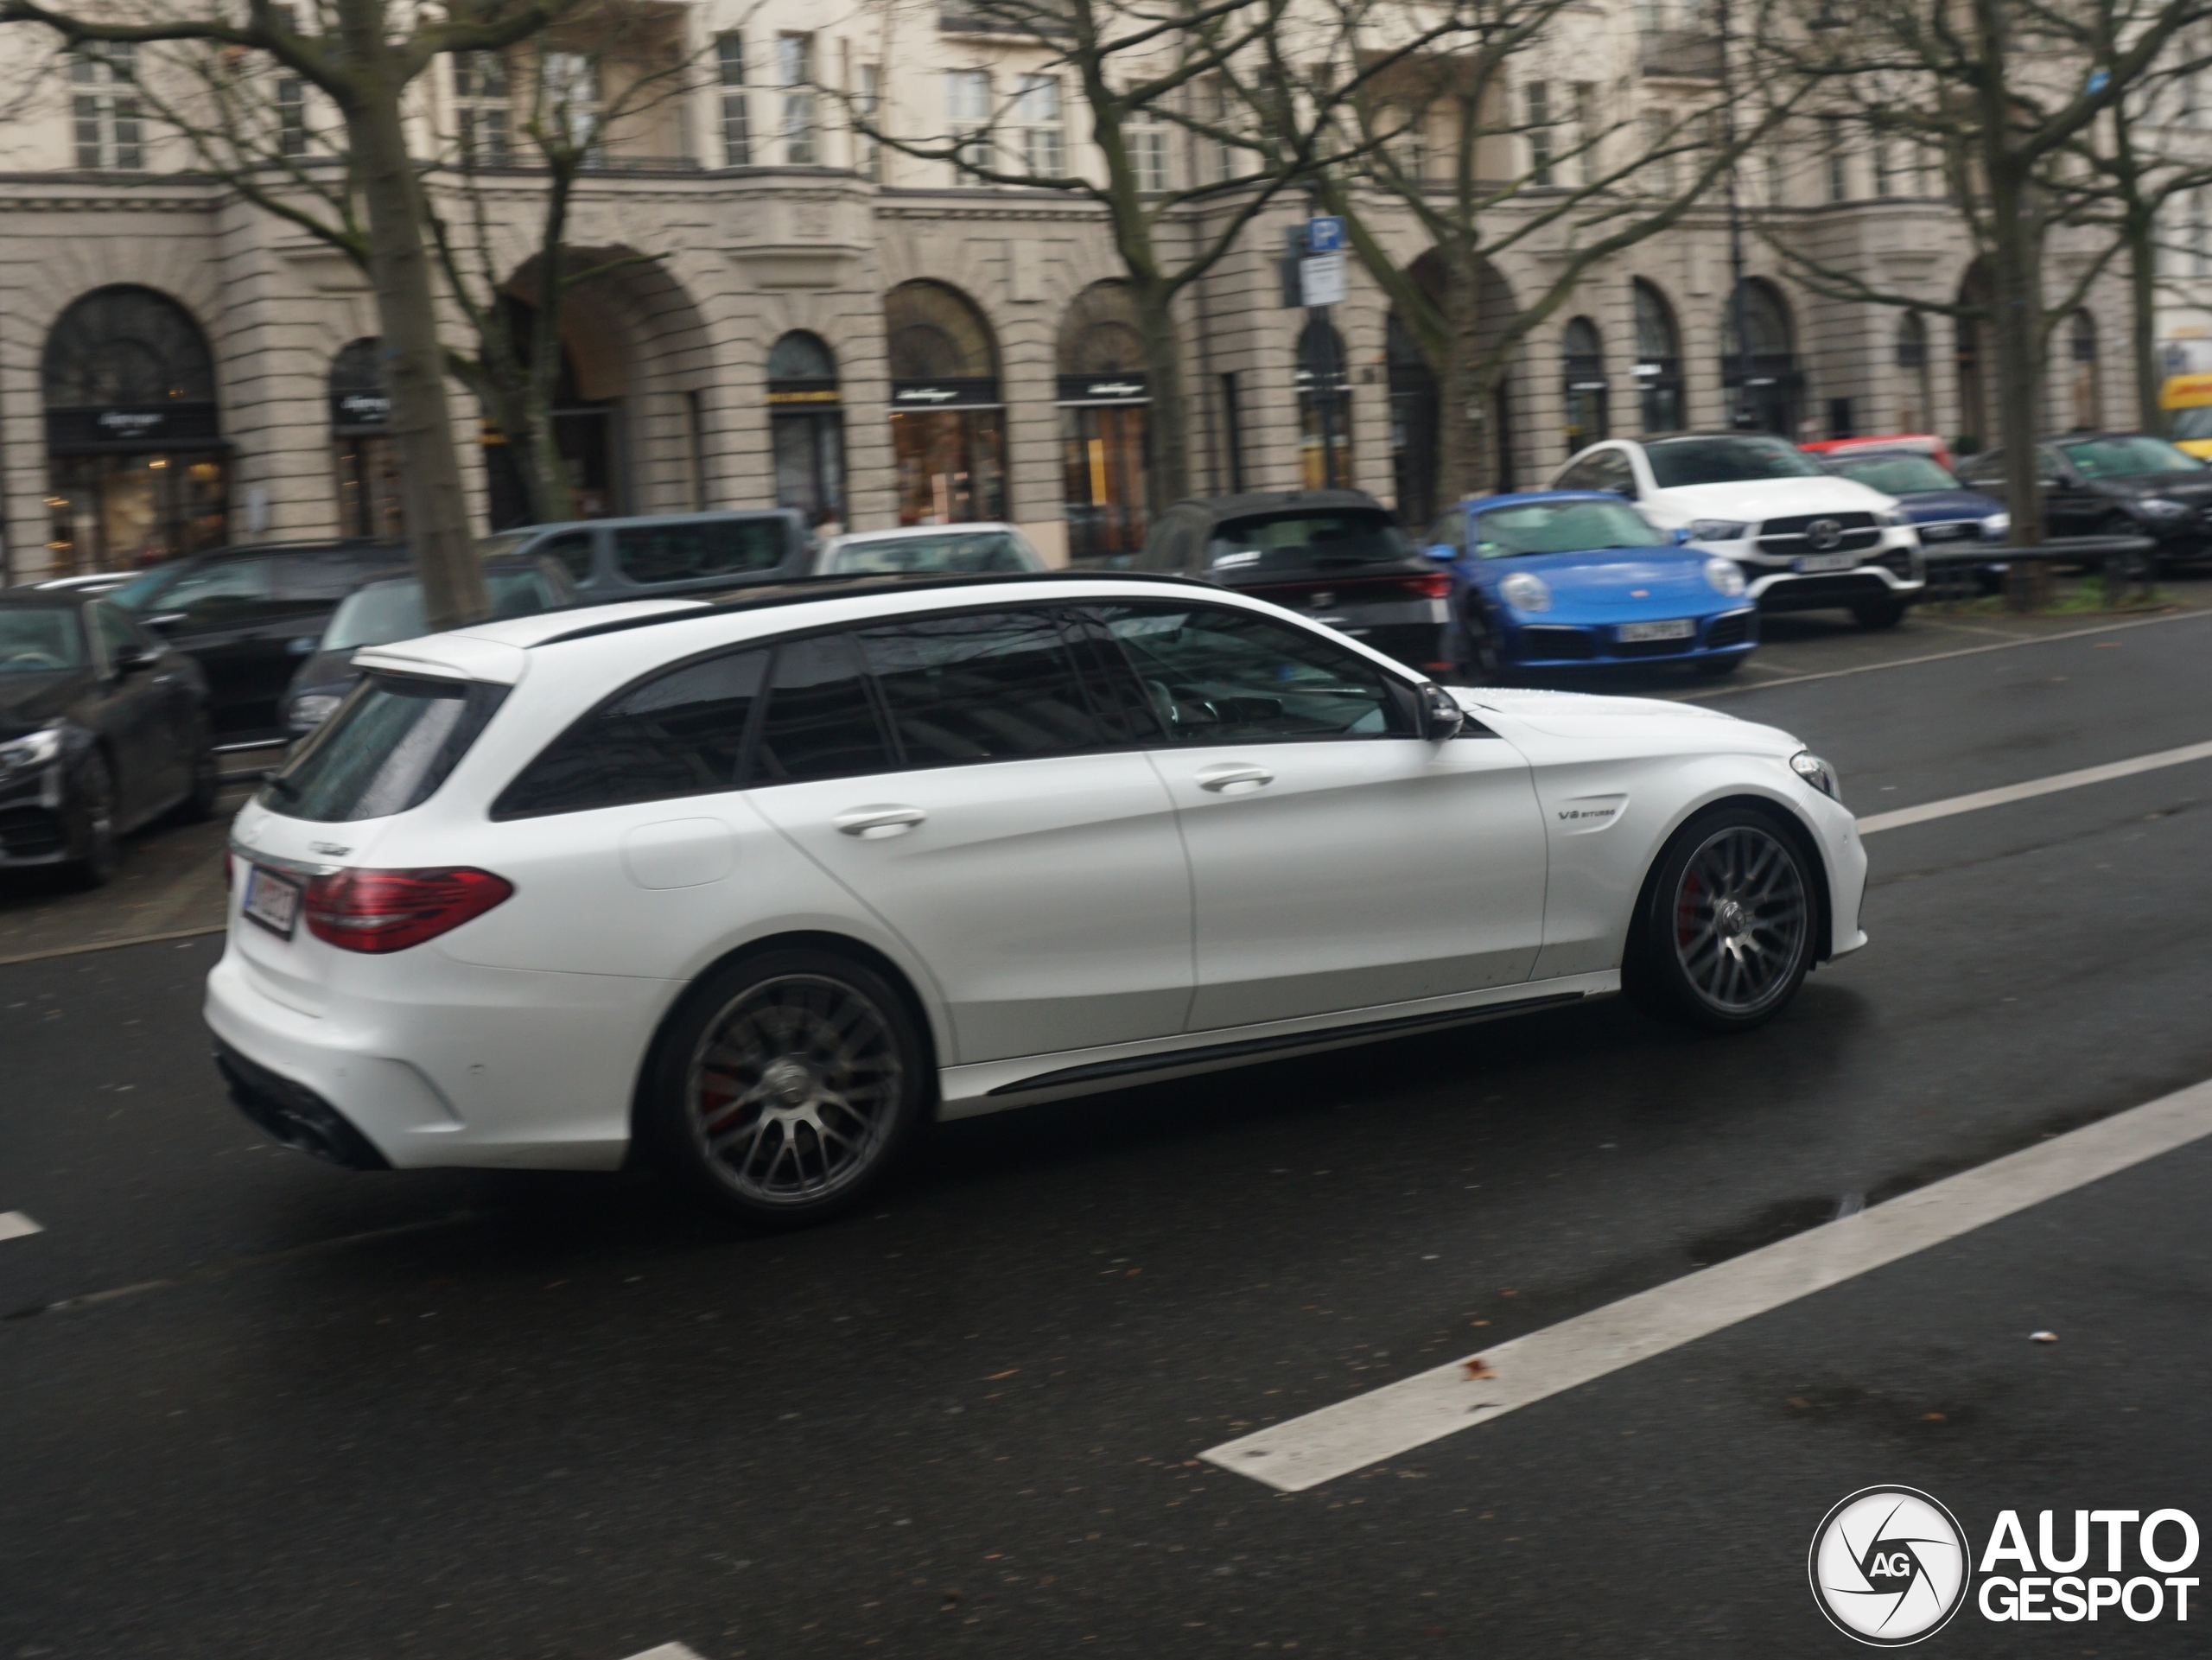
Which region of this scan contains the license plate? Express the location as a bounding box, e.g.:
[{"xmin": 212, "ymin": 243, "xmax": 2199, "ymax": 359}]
[
  {"xmin": 242, "ymin": 865, "xmax": 302, "ymax": 939},
  {"xmin": 1796, "ymin": 551, "xmax": 1859, "ymax": 573},
  {"xmin": 1616, "ymin": 618, "xmax": 1696, "ymax": 643}
]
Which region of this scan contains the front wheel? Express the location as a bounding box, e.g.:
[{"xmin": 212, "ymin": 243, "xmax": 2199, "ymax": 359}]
[
  {"xmin": 62, "ymin": 750, "xmax": 120, "ymax": 889},
  {"xmin": 1624, "ymin": 807, "xmax": 1816, "ymax": 1033},
  {"xmin": 640, "ymin": 947, "xmax": 930, "ymax": 1228}
]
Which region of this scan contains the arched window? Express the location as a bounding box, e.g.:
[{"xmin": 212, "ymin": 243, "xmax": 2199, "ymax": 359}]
[
  {"xmin": 766, "ymin": 331, "xmax": 844, "ymax": 528},
  {"xmin": 2068, "ymin": 311, "xmax": 2101, "ymax": 431},
  {"xmin": 1057, "ymin": 281, "xmax": 1149, "ymax": 562},
  {"xmin": 1296, "ymin": 318, "xmax": 1352, "ymax": 490},
  {"xmin": 329, "ymin": 337, "xmax": 402, "ymax": 538},
  {"xmin": 1895, "ymin": 314, "xmax": 1932, "ymax": 434},
  {"xmin": 1719, "ymin": 277, "xmax": 1802, "ymax": 436},
  {"xmin": 1632, "ymin": 279, "xmax": 1682, "ymax": 435},
  {"xmin": 885, "ymin": 281, "xmax": 1007, "ymax": 524},
  {"xmin": 41, "ymin": 286, "xmax": 226, "ymax": 573},
  {"xmin": 1561, "ymin": 315, "xmax": 1608, "ymax": 455}
]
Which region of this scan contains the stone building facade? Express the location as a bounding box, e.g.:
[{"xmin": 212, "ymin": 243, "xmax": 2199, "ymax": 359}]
[{"xmin": 0, "ymin": 0, "xmax": 2133, "ymax": 583}]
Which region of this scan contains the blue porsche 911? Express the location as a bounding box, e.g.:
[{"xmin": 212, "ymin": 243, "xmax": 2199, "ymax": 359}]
[{"xmin": 1423, "ymin": 491, "xmax": 1761, "ymax": 680}]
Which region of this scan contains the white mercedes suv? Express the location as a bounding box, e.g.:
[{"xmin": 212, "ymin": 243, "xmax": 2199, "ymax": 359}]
[
  {"xmin": 207, "ymin": 573, "xmax": 1866, "ymax": 1225},
  {"xmin": 1552, "ymin": 433, "xmax": 1927, "ymax": 628}
]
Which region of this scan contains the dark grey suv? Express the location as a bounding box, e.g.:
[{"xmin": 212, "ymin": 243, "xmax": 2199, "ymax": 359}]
[{"xmin": 478, "ymin": 510, "xmax": 813, "ymax": 601}]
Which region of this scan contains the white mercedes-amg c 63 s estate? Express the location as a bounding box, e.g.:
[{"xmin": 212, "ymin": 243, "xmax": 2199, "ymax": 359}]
[{"xmin": 207, "ymin": 573, "xmax": 1866, "ymax": 1225}]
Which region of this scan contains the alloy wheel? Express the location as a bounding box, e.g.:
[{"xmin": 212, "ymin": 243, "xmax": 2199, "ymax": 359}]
[
  {"xmin": 683, "ymin": 973, "xmax": 906, "ymax": 1206},
  {"xmin": 1670, "ymin": 824, "xmax": 1808, "ymax": 1015}
]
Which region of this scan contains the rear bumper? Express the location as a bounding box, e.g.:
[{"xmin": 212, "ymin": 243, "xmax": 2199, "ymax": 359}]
[{"xmin": 213, "ymin": 1034, "xmax": 390, "ymax": 1170}]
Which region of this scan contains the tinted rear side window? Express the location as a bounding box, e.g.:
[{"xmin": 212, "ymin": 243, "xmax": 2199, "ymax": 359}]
[
  {"xmin": 750, "ymin": 633, "xmax": 893, "ymax": 783},
  {"xmin": 259, "ymin": 674, "xmax": 506, "ymax": 823},
  {"xmin": 856, "ymin": 609, "xmax": 1114, "ymax": 765},
  {"xmin": 615, "ymin": 519, "xmax": 786, "ymax": 585},
  {"xmin": 493, "ymin": 649, "xmax": 768, "ymax": 818}
]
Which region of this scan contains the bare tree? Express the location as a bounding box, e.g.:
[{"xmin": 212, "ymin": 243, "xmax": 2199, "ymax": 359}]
[
  {"xmin": 0, "ymin": 0, "xmax": 594, "ymax": 630},
  {"xmin": 1251, "ymin": 0, "xmax": 1780, "ymax": 504}
]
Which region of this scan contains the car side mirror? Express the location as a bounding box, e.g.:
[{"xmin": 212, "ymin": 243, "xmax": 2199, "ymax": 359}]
[
  {"xmin": 1614, "ymin": 484, "xmax": 1639, "ymax": 500},
  {"xmin": 1427, "ymin": 543, "xmax": 1457, "ymax": 561},
  {"xmin": 1670, "ymin": 526, "xmax": 1694, "ymax": 544},
  {"xmin": 1419, "ymin": 682, "xmax": 1465, "ymax": 741},
  {"xmin": 117, "ymin": 644, "xmax": 162, "ymax": 674},
  {"xmin": 142, "ymin": 612, "xmax": 187, "ymax": 633}
]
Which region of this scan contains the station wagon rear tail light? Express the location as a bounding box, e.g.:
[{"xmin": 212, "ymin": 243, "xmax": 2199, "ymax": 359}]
[{"xmin": 304, "ymin": 867, "xmax": 513, "ymax": 954}]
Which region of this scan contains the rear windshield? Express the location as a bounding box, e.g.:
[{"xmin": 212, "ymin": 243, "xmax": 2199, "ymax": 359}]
[
  {"xmin": 1205, "ymin": 510, "xmax": 1409, "ymax": 575},
  {"xmin": 1645, "ymin": 436, "xmax": 1826, "ymax": 487},
  {"xmin": 257, "ymin": 672, "xmax": 506, "ymax": 822},
  {"xmin": 1830, "ymin": 455, "xmax": 1961, "ymax": 494},
  {"xmin": 322, "ymin": 569, "xmax": 561, "ymax": 652}
]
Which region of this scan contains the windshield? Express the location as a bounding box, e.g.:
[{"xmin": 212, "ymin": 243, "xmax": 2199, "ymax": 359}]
[
  {"xmin": 474, "ymin": 531, "xmax": 534, "ymax": 562},
  {"xmin": 1645, "ymin": 436, "xmax": 1827, "ymax": 488},
  {"xmin": 322, "ymin": 569, "xmax": 559, "ymax": 652},
  {"xmin": 829, "ymin": 531, "xmax": 1035, "ymax": 575},
  {"xmin": 1830, "ymin": 455, "xmax": 1961, "ymax": 494},
  {"xmin": 2171, "ymin": 407, "xmax": 2212, "ymax": 441},
  {"xmin": 1205, "ymin": 510, "xmax": 1410, "ymax": 575},
  {"xmin": 0, "ymin": 607, "xmax": 86, "ymax": 672},
  {"xmin": 2059, "ymin": 436, "xmax": 2204, "ymax": 478},
  {"xmin": 1471, "ymin": 500, "xmax": 1663, "ymax": 558},
  {"xmin": 259, "ymin": 673, "xmax": 507, "ymax": 822}
]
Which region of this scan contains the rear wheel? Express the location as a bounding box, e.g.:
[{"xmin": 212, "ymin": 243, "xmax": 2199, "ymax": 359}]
[
  {"xmin": 61, "ymin": 751, "xmax": 119, "ymax": 890},
  {"xmin": 641, "ymin": 947, "xmax": 930, "ymax": 1228},
  {"xmin": 1624, "ymin": 807, "xmax": 1815, "ymax": 1033},
  {"xmin": 1459, "ymin": 601, "xmax": 1502, "ymax": 684}
]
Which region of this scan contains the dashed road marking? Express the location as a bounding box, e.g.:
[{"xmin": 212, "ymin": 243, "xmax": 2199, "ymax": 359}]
[
  {"xmin": 0, "ymin": 1212, "xmax": 43, "ymax": 1243},
  {"xmin": 1854, "ymin": 737, "xmax": 2212, "ymax": 836},
  {"xmin": 1202, "ymin": 1075, "xmax": 2212, "ymax": 1491},
  {"xmin": 620, "ymin": 1645, "xmax": 706, "ymax": 1660}
]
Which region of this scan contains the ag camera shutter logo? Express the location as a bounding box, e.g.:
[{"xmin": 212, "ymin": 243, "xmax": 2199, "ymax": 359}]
[{"xmin": 1809, "ymin": 1486, "xmax": 1972, "ymax": 1645}]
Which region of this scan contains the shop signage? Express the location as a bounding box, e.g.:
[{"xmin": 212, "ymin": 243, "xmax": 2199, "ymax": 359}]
[
  {"xmin": 329, "ymin": 390, "xmax": 391, "ymax": 431},
  {"xmin": 1056, "ymin": 374, "xmax": 1149, "ymax": 406},
  {"xmin": 46, "ymin": 404, "xmax": 222, "ymax": 451},
  {"xmin": 890, "ymin": 378, "xmax": 1000, "ymax": 411}
]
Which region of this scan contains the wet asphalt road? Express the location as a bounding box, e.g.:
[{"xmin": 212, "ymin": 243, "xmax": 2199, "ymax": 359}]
[{"xmin": 2, "ymin": 608, "xmax": 2209, "ymax": 1659}]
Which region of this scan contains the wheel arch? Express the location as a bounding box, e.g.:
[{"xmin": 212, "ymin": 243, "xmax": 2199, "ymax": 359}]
[{"xmin": 1624, "ymin": 791, "xmax": 1837, "ymax": 971}]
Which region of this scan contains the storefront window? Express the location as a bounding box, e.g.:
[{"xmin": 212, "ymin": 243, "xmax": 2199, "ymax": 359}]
[
  {"xmin": 41, "ymin": 285, "xmax": 227, "ymax": 574},
  {"xmin": 886, "ymin": 280, "xmax": 1009, "ymax": 525},
  {"xmin": 1633, "ymin": 279, "xmax": 1684, "ymax": 436},
  {"xmin": 1296, "ymin": 319, "xmax": 1352, "ymax": 490},
  {"xmin": 330, "ymin": 337, "xmax": 403, "ymax": 538},
  {"xmin": 1057, "ymin": 281, "xmax": 1149, "ymax": 563},
  {"xmin": 767, "ymin": 331, "xmax": 846, "ymax": 532},
  {"xmin": 1561, "ymin": 315, "xmax": 1609, "ymax": 456}
]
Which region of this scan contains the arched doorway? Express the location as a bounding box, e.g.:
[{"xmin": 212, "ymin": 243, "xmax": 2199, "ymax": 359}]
[
  {"xmin": 1719, "ymin": 278, "xmax": 1802, "ymax": 436},
  {"xmin": 1895, "ymin": 314, "xmax": 1932, "ymax": 433},
  {"xmin": 329, "ymin": 337, "xmax": 402, "ymax": 538},
  {"xmin": 1633, "ymin": 280, "xmax": 1684, "ymax": 434},
  {"xmin": 766, "ymin": 331, "xmax": 845, "ymax": 530},
  {"xmin": 480, "ymin": 294, "xmax": 620, "ymax": 529},
  {"xmin": 1560, "ymin": 315, "xmax": 1608, "ymax": 455},
  {"xmin": 1955, "ymin": 260, "xmax": 1994, "ymax": 455},
  {"xmin": 1058, "ymin": 282, "xmax": 1149, "ymax": 562},
  {"xmin": 1395, "ymin": 251, "xmax": 1521, "ymax": 496},
  {"xmin": 42, "ymin": 285, "xmax": 228, "ymax": 573},
  {"xmin": 1296, "ymin": 318, "xmax": 1352, "ymax": 489},
  {"xmin": 1387, "ymin": 312, "xmax": 1439, "ymax": 527},
  {"xmin": 886, "ymin": 280, "xmax": 1007, "ymax": 524},
  {"xmin": 2066, "ymin": 311, "xmax": 2101, "ymax": 430}
]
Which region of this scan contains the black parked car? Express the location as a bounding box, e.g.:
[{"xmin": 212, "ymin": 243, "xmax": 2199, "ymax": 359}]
[
  {"xmin": 106, "ymin": 539, "xmax": 406, "ymax": 741},
  {"xmin": 1134, "ymin": 490, "xmax": 1455, "ymax": 674},
  {"xmin": 1959, "ymin": 434, "xmax": 2212, "ymax": 565},
  {"xmin": 0, "ymin": 591, "xmax": 217, "ymax": 887},
  {"xmin": 282, "ymin": 555, "xmax": 575, "ymax": 738}
]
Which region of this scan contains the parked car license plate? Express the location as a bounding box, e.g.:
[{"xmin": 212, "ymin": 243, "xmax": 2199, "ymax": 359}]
[
  {"xmin": 242, "ymin": 865, "xmax": 302, "ymax": 939},
  {"xmin": 1795, "ymin": 551, "xmax": 1859, "ymax": 573},
  {"xmin": 1616, "ymin": 619, "xmax": 1696, "ymax": 643}
]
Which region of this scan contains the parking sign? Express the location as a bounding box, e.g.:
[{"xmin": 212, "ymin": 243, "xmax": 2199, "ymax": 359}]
[{"xmin": 1304, "ymin": 216, "xmax": 1345, "ymax": 254}]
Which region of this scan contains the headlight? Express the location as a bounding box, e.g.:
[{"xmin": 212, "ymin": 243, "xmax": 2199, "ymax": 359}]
[
  {"xmin": 0, "ymin": 726, "xmax": 64, "ymax": 776},
  {"xmin": 1686, "ymin": 519, "xmax": 1751, "ymax": 542},
  {"xmin": 1980, "ymin": 511, "xmax": 2010, "ymax": 538},
  {"xmin": 1876, "ymin": 507, "xmax": 1909, "ymax": 528},
  {"xmin": 1498, "ymin": 571, "xmax": 1553, "ymax": 612},
  {"xmin": 2136, "ymin": 497, "xmax": 2189, "ymax": 518},
  {"xmin": 289, "ymin": 693, "xmax": 342, "ymax": 729},
  {"xmin": 1790, "ymin": 750, "xmax": 1842, "ymax": 804},
  {"xmin": 1702, "ymin": 557, "xmax": 1746, "ymax": 596}
]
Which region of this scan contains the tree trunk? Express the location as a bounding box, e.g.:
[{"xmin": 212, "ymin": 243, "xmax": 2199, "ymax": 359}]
[
  {"xmin": 2127, "ymin": 203, "xmax": 2163, "ymax": 435},
  {"xmin": 338, "ymin": 0, "xmax": 486, "ymax": 631},
  {"xmin": 1132, "ymin": 282, "xmax": 1192, "ymax": 512},
  {"xmin": 1433, "ymin": 243, "xmax": 1495, "ymax": 505}
]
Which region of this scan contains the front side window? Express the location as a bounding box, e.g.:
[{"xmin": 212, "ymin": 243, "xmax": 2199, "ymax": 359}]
[
  {"xmin": 0, "ymin": 607, "xmax": 86, "ymax": 671},
  {"xmin": 262, "ymin": 674, "xmax": 506, "ymax": 823},
  {"xmin": 855, "ymin": 609, "xmax": 1114, "ymax": 766},
  {"xmin": 493, "ymin": 649, "xmax": 767, "ymax": 818},
  {"xmin": 537, "ymin": 529, "xmax": 595, "ymax": 582},
  {"xmin": 1644, "ymin": 436, "xmax": 1826, "ymax": 488},
  {"xmin": 1098, "ymin": 604, "xmax": 1413, "ymax": 744},
  {"xmin": 141, "ymin": 558, "xmax": 279, "ymax": 628},
  {"xmin": 2056, "ymin": 436, "xmax": 2202, "ymax": 479},
  {"xmin": 89, "ymin": 601, "xmax": 140, "ymax": 668},
  {"xmin": 615, "ymin": 519, "xmax": 785, "ymax": 584}
]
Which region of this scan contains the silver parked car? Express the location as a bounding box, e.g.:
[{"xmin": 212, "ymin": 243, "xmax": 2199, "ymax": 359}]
[{"xmin": 810, "ymin": 524, "xmax": 1048, "ymax": 576}]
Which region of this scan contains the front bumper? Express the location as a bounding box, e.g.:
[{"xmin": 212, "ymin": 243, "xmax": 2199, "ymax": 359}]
[
  {"xmin": 0, "ymin": 763, "xmax": 71, "ymax": 867},
  {"xmin": 1496, "ymin": 607, "xmax": 1758, "ymax": 668},
  {"xmin": 1701, "ymin": 531, "xmax": 1927, "ymax": 613}
]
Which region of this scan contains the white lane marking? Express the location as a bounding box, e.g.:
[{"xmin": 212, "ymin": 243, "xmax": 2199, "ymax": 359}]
[
  {"xmin": 0, "ymin": 1212, "xmax": 43, "ymax": 1243},
  {"xmin": 1203, "ymin": 1076, "xmax": 2212, "ymax": 1491},
  {"xmin": 1854, "ymin": 738, "xmax": 2212, "ymax": 836},
  {"xmin": 1671, "ymin": 604, "xmax": 2212, "ymax": 702},
  {"xmin": 620, "ymin": 1646, "xmax": 705, "ymax": 1660}
]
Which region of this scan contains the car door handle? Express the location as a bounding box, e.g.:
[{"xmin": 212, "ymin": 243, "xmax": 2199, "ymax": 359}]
[
  {"xmin": 835, "ymin": 805, "xmax": 927, "ymax": 838},
  {"xmin": 1195, "ymin": 763, "xmax": 1274, "ymax": 793}
]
